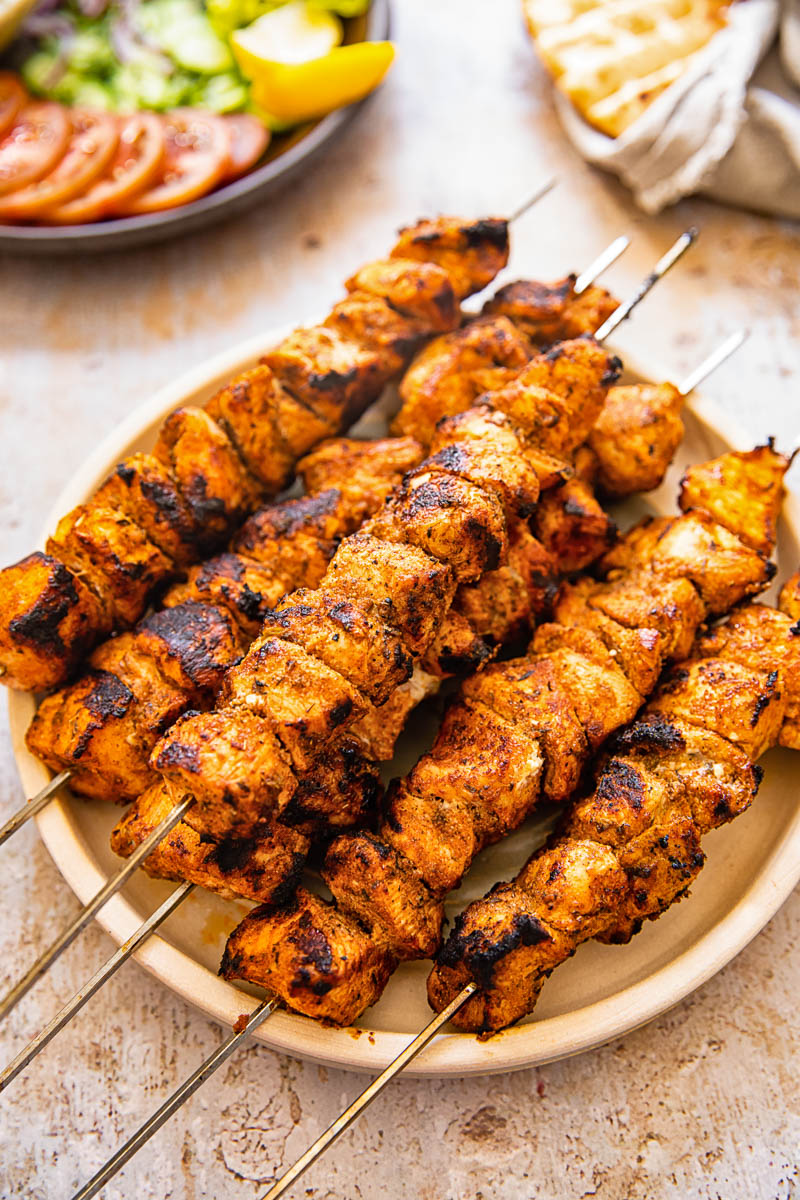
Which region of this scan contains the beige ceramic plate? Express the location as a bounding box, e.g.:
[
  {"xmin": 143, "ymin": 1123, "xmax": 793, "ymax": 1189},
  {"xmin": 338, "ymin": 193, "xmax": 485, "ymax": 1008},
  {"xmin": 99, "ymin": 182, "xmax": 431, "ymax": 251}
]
[{"xmin": 8, "ymin": 329, "xmax": 800, "ymax": 1077}]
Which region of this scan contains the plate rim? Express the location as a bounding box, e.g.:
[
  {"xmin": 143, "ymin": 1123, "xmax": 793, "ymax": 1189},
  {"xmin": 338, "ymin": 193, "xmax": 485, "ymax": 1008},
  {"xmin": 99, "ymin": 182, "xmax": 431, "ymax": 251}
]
[{"xmin": 7, "ymin": 330, "xmax": 800, "ymax": 1077}]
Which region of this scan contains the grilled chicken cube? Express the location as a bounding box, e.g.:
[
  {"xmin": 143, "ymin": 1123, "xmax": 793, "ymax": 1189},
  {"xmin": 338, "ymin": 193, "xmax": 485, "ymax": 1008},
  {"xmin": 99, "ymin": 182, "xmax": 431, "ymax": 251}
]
[
  {"xmin": 694, "ymin": 604, "xmax": 800, "ymax": 751},
  {"xmin": 298, "ymin": 436, "xmax": 424, "ymax": 525},
  {"xmin": 532, "ymin": 476, "xmax": 616, "ymax": 572},
  {"xmin": 323, "ymin": 533, "xmax": 455, "ymax": 655},
  {"xmin": 588, "ymin": 382, "xmax": 684, "ymax": 498},
  {"xmin": 587, "ymin": 571, "xmax": 706, "ymax": 662},
  {"xmin": 263, "ymin": 325, "xmax": 384, "ymax": 426},
  {"xmin": 26, "ymin": 667, "xmax": 160, "ymax": 802},
  {"xmin": 260, "ymin": 588, "xmax": 412, "ymax": 705},
  {"xmin": 322, "ymin": 832, "xmax": 443, "ymax": 960},
  {"xmin": 392, "ymin": 316, "xmax": 530, "ymax": 445},
  {"xmin": 390, "ymin": 216, "xmax": 510, "ymax": 300},
  {"xmin": 552, "ymin": 577, "xmax": 665, "ymax": 696},
  {"xmin": 130, "ymin": 602, "xmax": 242, "ymax": 696},
  {"xmin": 221, "ymin": 886, "xmax": 396, "ymax": 1026},
  {"xmin": 454, "ymin": 521, "xmax": 558, "ymax": 652},
  {"xmin": 47, "ymin": 504, "xmax": 174, "ymax": 628},
  {"xmin": 422, "ymin": 608, "xmax": 492, "ymax": 677},
  {"xmin": 366, "ymin": 470, "xmax": 506, "ymax": 584},
  {"xmin": 110, "ymin": 779, "xmax": 309, "ymax": 905},
  {"xmin": 94, "ymin": 453, "xmax": 203, "ymax": 566},
  {"xmin": 232, "ymin": 490, "xmax": 343, "ymax": 587},
  {"xmin": 528, "ymin": 625, "xmax": 643, "ymax": 749},
  {"xmin": 483, "ymin": 276, "xmax": 618, "ymax": 344},
  {"xmin": 382, "ymin": 699, "xmax": 544, "ymax": 895},
  {"xmin": 462, "ymin": 658, "xmax": 588, "ymax": 803},
  {"xmin": 679, "ymin": 442, "xmax": 788, "ymax": 555},
  {"xmin": 280, "ymin": 735, "xmax": 382, "ymax": 831},
  {"xmin": 779, "ymin": 571, "xmax": 800, "ymax": 622},
  {"xmin": 611, "ymin": 716, "xmax": 761, "ymax": 835},
  {"xmin": 324, "ymin": 292, "xmax": 430, "ymax": 378},
  {"xmin": 163, "ymin": 553, "xmax": 287, "ymax": 639},
  {"xmin": 428, "ymin": 406, "xmax": 541, "ymax": 516},
  {"xmin": 488, "ymin": 338, "xmax": 620, "ymax": 456},
  {"xmin": 0, "ymin": 552, "xmax": 109, "ymax": 692},
  {"xmin": 152, "ymin": 707, "xmax": 296, "ymax": 838},
  {"xmin": 205, "ymin": 364, "xmax": 294, "ymax": 493},
  {"xmin": 346, "ymin": 257, "xmax": 458, "ymax": 331},
  {"xmin": 222, "ymin": 634, "xmax": 367, "ymax": 768},
  {"xmin": 601, "ymin": 510, "xmax": 775, "ymax": 615},
  {"xmin": 650, "ymin": 657, "xmax": 784, "ymax": 761},
  {"xmin": 152, "ymin": 407, "xmax": 262, "ymax": 543},
  {"xmin": 428, "ymin": 880, "xmax": 574, "ymax": 1033}
]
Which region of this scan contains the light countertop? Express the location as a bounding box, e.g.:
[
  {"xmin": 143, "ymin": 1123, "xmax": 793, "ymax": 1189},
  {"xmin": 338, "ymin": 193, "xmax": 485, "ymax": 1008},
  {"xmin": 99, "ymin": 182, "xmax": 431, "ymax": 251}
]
[{"xmin": 1, "ymin": 2, "xmax": 798, "ymax": 1196}]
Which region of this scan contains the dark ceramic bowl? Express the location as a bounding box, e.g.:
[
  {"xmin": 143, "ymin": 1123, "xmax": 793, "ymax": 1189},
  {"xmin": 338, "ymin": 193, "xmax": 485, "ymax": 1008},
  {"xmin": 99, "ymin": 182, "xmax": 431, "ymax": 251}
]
[{"xmin": 0, "ymin": 0, "xmax": 389, "ymax": 254}]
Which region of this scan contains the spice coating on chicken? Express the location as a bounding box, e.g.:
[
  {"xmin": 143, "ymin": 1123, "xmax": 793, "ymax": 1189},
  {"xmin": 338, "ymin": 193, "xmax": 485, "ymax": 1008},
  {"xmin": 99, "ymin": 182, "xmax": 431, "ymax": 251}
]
[
  {"xmin": 585, "ymin": 382, "xmax": 684, "ymax": 498},
  {"xmin": 151, "ymin": 337, "xmax": 620, "ymax": 842},
  {"xmin": 428, "ymin": 588, "xmax": 795, "ymax": 1032},
  {"xmin": 1, "ymin": 214, "xmax": 499, "ymax": 692},
  {"xmin": 111, "ymin": 779, "xmax": 310, "ymax": 905},
  {"xmin": 482, "ymin": 276, "xmax": 618, "ymax": 345},
  {"xmin": 222, "ymin": 446, "xmax": 785, "ymax": 1025},
  {"xmin": 0, "ymin": 552, "xmax": 108, "ymax": 692},
  {"xmin": 26, "ymin": 602, "xmax": 241, "ymax": 803},
  {"xmin": 392, "ymin": 317, "xmax": 531, "ymax": 446},
  {"xmin": 24, "ymin": 438, "xmax": 428, "ymax": 804}
]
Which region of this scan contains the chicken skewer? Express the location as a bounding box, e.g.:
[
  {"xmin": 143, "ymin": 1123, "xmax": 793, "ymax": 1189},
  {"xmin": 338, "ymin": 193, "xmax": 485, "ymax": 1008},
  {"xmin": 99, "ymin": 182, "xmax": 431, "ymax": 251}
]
[
  {"xmin": 251, "ymin": 450, "xmax": 795, "ymax": 1200},
  {"xmin": 4, "ymin": 287, "xmax": 724, "ymax": 1101},
  {"xmin": 68, "ymin": 415, "xmax": 782, "ymax": 1200},
  {"xmin": 0, "ymin": 214, "xmax": 514, "ymax": 696},
  {"xmin": 1, "ymin": 224, "xmax": 627, "ymax": 849},
  {"xmin": 220, "ymin": 437, "xmax": 782, "ymax": 1023},
  {"xmin": 0, "ymin": 241, "xmax": 695, "ymax": 1031},
  {"xmin": 4, "ymin": 328, "xmax": 735, "ymax": 1091}
]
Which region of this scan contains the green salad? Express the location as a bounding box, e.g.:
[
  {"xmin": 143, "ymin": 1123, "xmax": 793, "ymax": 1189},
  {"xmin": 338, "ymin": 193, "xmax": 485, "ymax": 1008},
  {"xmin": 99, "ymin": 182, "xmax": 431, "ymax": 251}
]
[{"xmin": 14, "ymin": 0, "xmax": 368, "ymax": 114}]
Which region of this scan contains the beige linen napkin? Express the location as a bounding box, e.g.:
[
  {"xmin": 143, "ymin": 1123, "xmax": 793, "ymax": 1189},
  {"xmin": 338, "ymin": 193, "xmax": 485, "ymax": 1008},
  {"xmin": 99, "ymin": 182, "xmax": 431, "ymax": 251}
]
[{"xmin": 555, "ymin": 0, "xmax": 800, "ymax": 219}]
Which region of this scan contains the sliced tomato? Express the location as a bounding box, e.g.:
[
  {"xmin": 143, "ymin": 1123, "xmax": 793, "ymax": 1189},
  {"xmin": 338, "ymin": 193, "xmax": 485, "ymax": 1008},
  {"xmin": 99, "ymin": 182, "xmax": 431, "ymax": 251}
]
[
  {"xmin": 221, "ymin": 114, "xmax": 270, "ymax": 182},
  {"xmin": 0, "ymin": 74, "xmax": 27, "ymax": 139},
  {"xmin": 44, "ymin": 112, "xmax": 165, "ymax": 225},
  {"xmin": 0, "ymin": 103, "xmax": 70, "ymax": 198},
  {"xmin": 0, "ymin": 111, "xmax": 119, "ymax": 221},
  {"xmin": 117, "ymin": 110, "xmax": 230, "ymax": 216}
]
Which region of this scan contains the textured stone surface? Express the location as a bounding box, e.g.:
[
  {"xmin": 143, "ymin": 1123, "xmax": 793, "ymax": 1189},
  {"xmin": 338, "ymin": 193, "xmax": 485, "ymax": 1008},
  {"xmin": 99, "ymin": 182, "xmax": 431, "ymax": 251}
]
[{"xmin": 1, "ymin": 2, "xmax": 799, "ymax": 1196}]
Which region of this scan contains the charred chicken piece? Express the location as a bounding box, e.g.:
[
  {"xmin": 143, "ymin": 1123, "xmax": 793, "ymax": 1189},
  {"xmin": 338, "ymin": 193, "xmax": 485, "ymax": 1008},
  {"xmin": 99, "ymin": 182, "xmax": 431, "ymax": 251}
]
[
  {"xmin": 223, "ymin": 446, "xmax": 787, "ymax": 1026},
  {"xmin": 26, "ymin": 602, "xmax": 242, "ymax": 803},
  {"xmin": 428, "ymin": 584, "xmax": 796, "ymax": 1032},
  {"xmin": 392, "ymin": 317, "xmax": 530, "ymax": 446},
  {"xmin": 111, "ymin": 779, "xmax": 309, "ymax": 905},
  {"xmin": 482, "ymin": 276, "xmax": 618, "ymax": 345},
  {"xmin": 2, "ymin": 213, "xmax": 497, "ymax": 692}
]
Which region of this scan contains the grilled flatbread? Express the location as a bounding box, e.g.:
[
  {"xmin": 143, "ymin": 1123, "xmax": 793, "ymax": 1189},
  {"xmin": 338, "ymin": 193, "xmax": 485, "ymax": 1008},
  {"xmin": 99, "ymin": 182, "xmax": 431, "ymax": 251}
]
[{"xmin": 523, "ymin": 0, "xmax": 729, "ymax": 137}]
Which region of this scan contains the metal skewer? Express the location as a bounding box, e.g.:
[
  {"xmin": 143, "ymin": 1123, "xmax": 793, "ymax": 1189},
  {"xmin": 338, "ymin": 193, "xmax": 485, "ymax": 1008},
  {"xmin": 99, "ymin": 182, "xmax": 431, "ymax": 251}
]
[
  {"xmin": 574, "ymin": 235, "xmax": 629, "ymax": 295},
  {"xmin": 71, "ymin": 995, "xmax": 280, "ymax": 1200},
  {"xmin": 0, "ymin": 881, "xmax": 194, "ymax": 1093},
  {"xmin": 0, "ymin": 796, "xmax": 192, "ymax": 1021},
  {"xmin": 262, "ymin": 984, "xmax": 478, "ymax": 1200},
  {"xmin": 594, "ymin": 228, "xmax": 699, "ymax": 342},
  {"xmin": 508, "ymin": 177, "xmax": 558, "ymax": 223},
  {"xmin": 677, "ymin": 329, "xmax": 747, "ymax": 396},
  {"xmin": 66, "ymin": 240, "xmax": 720, "ymax": 1200},
  {"xmin": 0, "ymin": 769, "xmax": 71, "ymax": 847}
]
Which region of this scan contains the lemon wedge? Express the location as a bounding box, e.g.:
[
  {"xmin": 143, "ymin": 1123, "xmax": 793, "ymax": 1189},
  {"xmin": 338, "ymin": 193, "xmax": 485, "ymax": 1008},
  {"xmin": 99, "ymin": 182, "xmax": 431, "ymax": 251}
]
[
  {"xmin": 231, "ymin": 1, "xmax": 342, "ymax": 77},
  {"xmin": 245, "ymin": 40, "xmax": 394, "ymax": 124}
]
